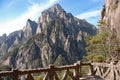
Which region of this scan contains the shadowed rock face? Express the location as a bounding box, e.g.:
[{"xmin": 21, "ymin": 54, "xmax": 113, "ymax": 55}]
[
  {"xmin": 0, "ymin": 4, "xmax": 97, "ymax": 69},
  {"xmin": 102, "ymin": 0, "xmax": 120, "ymax": 39}
]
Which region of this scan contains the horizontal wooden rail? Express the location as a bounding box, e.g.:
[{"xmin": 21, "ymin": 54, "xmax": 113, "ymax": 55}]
[
  {"xmin": 0, "ymin": 61, "xmax": 120, "ymax": 80},
  {"xmin": 0, "ymin": 61, "xmax": 90, "ymax": 80},
  {"xmin": 91, "ymin": 62, "xmax": 111, "ymax": 67}
]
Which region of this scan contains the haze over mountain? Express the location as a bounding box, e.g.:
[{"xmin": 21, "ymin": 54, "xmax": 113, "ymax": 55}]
[{"xmin": 0, "ymin": 4, "xmax": 97, "ymax": 69}]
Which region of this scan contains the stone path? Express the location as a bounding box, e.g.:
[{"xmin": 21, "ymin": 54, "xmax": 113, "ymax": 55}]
[{"xmin": 79, "ymin": 75, "xmax": 104, "ymax": 80}]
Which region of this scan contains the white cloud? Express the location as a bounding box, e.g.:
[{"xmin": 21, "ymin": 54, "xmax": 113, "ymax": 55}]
[
  {"xmin": 76, "ymin": 9, "xmax": 101, "ymax": 19},
  {"xmin": 76, "ymin": 10, "xmax": 102, "ymax": 26},
  {"xmin": 0, "ymin": 0, "xmax": 59, "ymax": 36}
]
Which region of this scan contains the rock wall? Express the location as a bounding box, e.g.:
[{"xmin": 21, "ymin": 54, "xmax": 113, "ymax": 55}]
[{"xmin": 102, "ymin": 0, "xmax": 120, "ymax": 39}]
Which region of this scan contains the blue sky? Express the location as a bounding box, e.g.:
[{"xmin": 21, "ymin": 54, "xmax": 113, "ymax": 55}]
[{"xmin": 0, "ymin": 0, "xmax": 104, "ymax": 36}]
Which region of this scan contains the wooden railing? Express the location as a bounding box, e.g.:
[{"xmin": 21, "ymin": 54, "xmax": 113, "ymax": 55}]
[
  {"xmin": 0, "ymin": 61, "xmax": 92, "ymax": 80},
  {"xmin": 0, "ymin": 61, "xmax": 120, "ymax": 80},
  {"xmin": 92, "ymin": 61, "xmax": 120, "ymax": 80}
]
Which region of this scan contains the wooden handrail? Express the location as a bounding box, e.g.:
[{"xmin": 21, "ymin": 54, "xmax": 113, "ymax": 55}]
[
  {"xmin": 0, "ymin": 61, "xmax": 120, "ymax": 80},
  {"xmin": 0, "ymin": 61, "xmax": 84, "ymax": 76}
]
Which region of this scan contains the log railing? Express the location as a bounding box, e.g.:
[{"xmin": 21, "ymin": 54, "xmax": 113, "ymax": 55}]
[
  {"xmin": 0, "ymin": 61, "xmax": 120, "ymax": 80},
  {"xmin": 91, "ymin": 61, "xmax": 120, "ymax": 80},
  {"xmin": 0, "ymin": 61, "xmax": 92, "ymax": 80}
]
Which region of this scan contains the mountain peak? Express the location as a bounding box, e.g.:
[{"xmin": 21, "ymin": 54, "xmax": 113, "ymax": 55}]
[
  {"xmin": 27, "ymin": 19, "xmax": 33, "ymax": 23},
  {"xmin": 0, "ymin": 2, "xmax": 97, "ymax": 69},
  {"xmin": 42, "ymin": 4, "xmax": 65, "ymax": 14},
  {"xmin": 27, "ymin": 19, "xmax": 31, "ymax": 21},
  {"xmin": 39, "ymin": 4, "xmax": 66, "ymax": 23},
  {"xmin": 23, "ymin": 19, "xmax": 38, "ymax": 38},
  {"xmin": 54, "ymin": 4, "xmax": 61, "ymax": 7},
  {"xmin": 51, "ymin": 4, "xmax": 63, "ymax": 11}
]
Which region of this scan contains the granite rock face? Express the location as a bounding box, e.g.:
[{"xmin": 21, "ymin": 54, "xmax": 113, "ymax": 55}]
[
  {"xmin": 23, "ymin": 19, "xmax": 38, "ymax": 38},
  {"xmin": 102, "ymin": 0, "xmax": 120, "ymax": 39},
  {"xmin": 0, "ymin": 4, "xmax": 97, "ymax": 69},
  {"xmin": 0, "ymin": 19, "xmax": 38, "ymax": 58}
]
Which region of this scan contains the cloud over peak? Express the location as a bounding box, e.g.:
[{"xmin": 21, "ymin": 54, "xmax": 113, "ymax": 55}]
[
  {"xmin": 76, "ymin": 9, "xmax": 101, "ymax": 19},
  {"xmin": 0, "ymin": 0, "xmax": 60, "ymax": 36}
]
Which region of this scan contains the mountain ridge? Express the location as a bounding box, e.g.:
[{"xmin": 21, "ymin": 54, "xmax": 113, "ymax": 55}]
[{"xmin": 0, "ymin": 4, "xmax": 97, "ymax": 70}]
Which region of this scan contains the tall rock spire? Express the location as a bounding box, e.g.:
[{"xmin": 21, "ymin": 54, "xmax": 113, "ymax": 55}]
[{"xmin": 23, "ymin": 19, "xmax": 38, "ymax": 38}]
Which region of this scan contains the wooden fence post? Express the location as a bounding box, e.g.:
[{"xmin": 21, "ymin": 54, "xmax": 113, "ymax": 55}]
[
  {"xmin": 77, "ymin": 61, "xmax": 82, "ymax": 77},
  {"xmin": 110, "ymin": 61, "xmax": 115, "ymax": 80},
  {"xmin": 74, "ymin": 61, "xmax": 81, "ymax": 80},
  {"xmin": 13, "ymin": 69, "xmax": 19, "ymax": 80},
  {"xmin": 49, "ymin": 64, "xmax": 54, "ymax": 80},
  {"xmin": 89, "ymin": 63, "xmax": 94, "ymax": 75}
]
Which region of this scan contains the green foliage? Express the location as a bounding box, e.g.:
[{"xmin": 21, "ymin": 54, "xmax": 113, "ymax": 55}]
[
  {"xmin": 57, "ymin": 70, "xmax": 73, "ymax": 80},
  {"xmin": 85, "ymin": 32, "xmax": 109, "ymax": 61},
  {"xmin": 0, "ymin": 65, "xmax": 11, "ymax": 71},
  {"xmin": 34, "ymin": 73, "xmax": 45, "ymax": 80},
  {"xmin": 85, "ymin": 54, "xmax": 105, "ymax": 62},
  {"xmin": 34, "ymin": 70, "xmax": 73, "ymax": 80},
  {"xmin": 0, "ymin": 66, "xmax": 12, "ymax": 80},
  {"xmin": 24, "ymin": 34, "xmax": 47, "ymax": 48},
  {"xmin": 54, "ymin": 54, "xmax": 67, "ymax": 66},
  {"xmin": 97, "ymin": 20, "xmax": 106, "ymax": 27},
  {"xmin": 85, "ymin": 19, "xmax": 120, "ymax": 62},
  {"xmin": 92, "ymin": 55, "xmax": 105, "ymax": 62},
  {"xmin": 81, "ymin": 66, "xmax": 89, "ymax": 75}
]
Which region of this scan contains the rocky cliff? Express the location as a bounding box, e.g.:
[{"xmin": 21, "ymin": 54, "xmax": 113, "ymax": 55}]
[
  {"xmin": 0, "ymin": 4, "xmax": 97, "ymax": 69},
  {"xmin": 0, "ymin": 19, "xmax": 38, "ymax": 57},
  {"xmin": 102, "ymin": 0, "xmax": 120, "ymax": 39}
]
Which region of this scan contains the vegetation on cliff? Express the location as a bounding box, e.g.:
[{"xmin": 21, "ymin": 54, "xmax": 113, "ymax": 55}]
[{"xmin": 84, "ymin": 20, "xmax": 120, "ymax": 62}]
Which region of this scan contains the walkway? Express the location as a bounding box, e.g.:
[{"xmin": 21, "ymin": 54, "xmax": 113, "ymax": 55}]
[{"xmin": 80, "ymin": 75, "xmax": 104, "ymax": 80}]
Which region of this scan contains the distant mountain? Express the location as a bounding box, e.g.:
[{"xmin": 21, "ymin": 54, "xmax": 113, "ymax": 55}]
[
  {"xmin": 0, "ymin": 19, "xmax": 37, "ymax": 57},
  {"xmin": 0, "ymin": 4, "xmax": 97, "ymax": 70}
]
